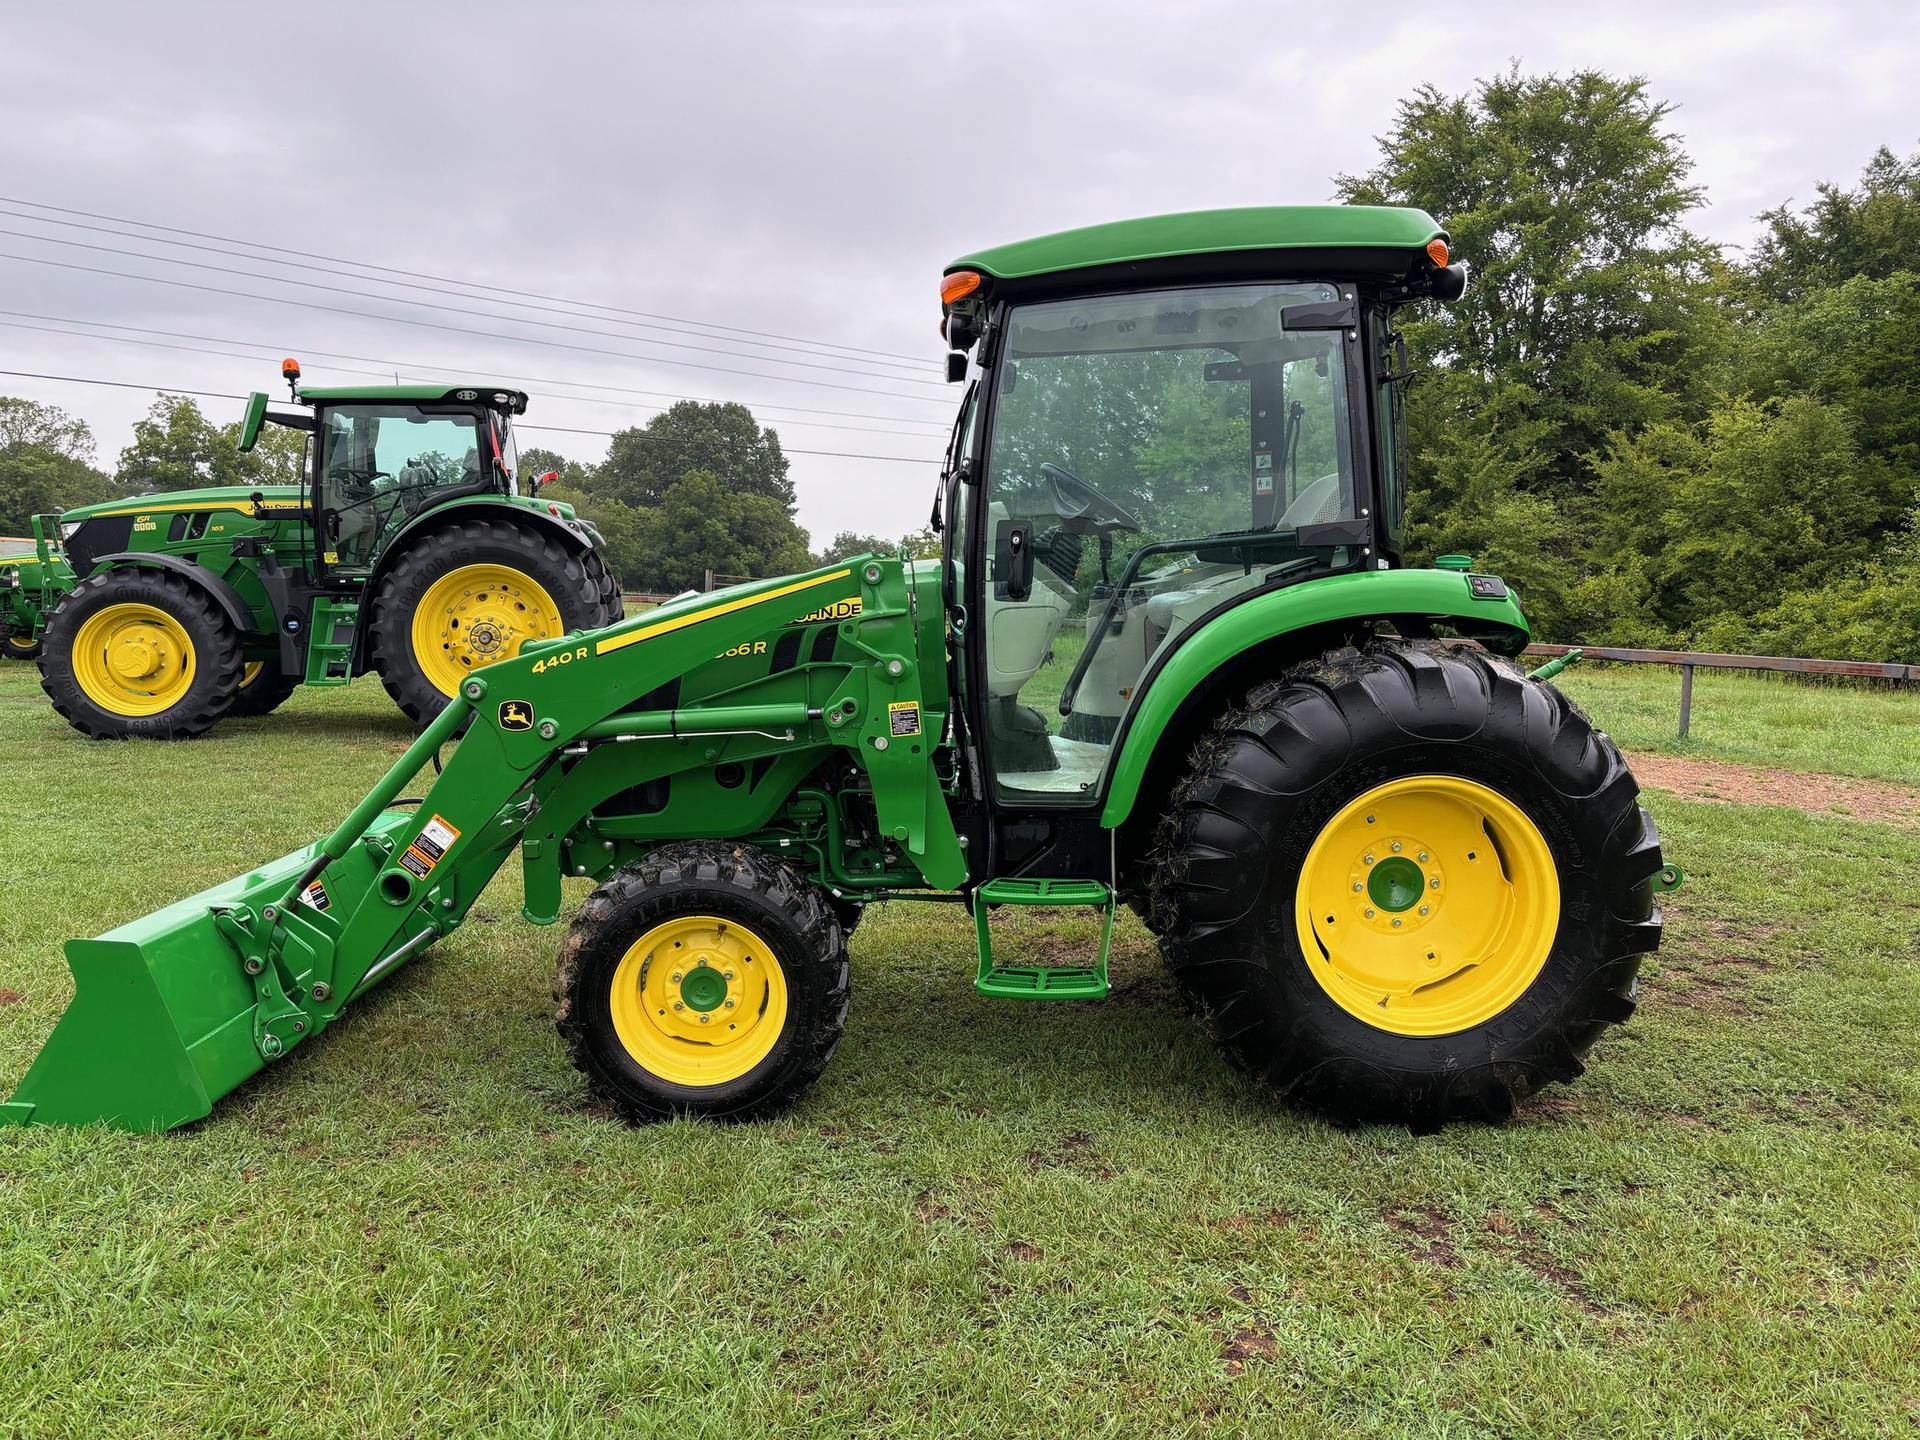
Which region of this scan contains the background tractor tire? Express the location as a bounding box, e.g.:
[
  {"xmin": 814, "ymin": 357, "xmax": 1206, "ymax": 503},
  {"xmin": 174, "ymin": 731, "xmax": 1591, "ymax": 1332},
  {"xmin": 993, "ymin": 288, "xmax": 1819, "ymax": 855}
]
[
  {"xmin": 229, "ymin": 660, "xmax": 301, "ymax": 718},
  {"xmin": 555, "ymin": 842, "xmax": 850, "ymax": 1123},
  {"xmin": 39, "ymin": 569, "xmax": 243, "ymax": 739},
  {"xmin": 1151, "ymin": 640, "xmax": 1664, "ymax": 1131},
  {"xmin": 2, "ymin": 628, "xmax": 40, "ymax": 662},
  {"xmin": 368, "ymin": 518, "xmax": 620, "ymax": 726}
]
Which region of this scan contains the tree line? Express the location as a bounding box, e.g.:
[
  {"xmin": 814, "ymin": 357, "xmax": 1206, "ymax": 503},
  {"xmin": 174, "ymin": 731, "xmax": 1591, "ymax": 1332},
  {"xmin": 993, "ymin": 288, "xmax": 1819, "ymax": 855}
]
[{"xmin": 3, "ymin": 66, "xmax": 1915, "ymax": 655}]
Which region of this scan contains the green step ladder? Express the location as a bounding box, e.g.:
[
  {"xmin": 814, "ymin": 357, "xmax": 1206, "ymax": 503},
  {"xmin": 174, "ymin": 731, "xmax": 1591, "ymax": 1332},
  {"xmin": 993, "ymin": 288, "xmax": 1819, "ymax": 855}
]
[
  {"xmin": 303, "ymin": 597, "xmax": 360, "ymax": 685},
  {"xmin": 971, "ymin": 877, "xmax": 1114, "ymax": 1001}
]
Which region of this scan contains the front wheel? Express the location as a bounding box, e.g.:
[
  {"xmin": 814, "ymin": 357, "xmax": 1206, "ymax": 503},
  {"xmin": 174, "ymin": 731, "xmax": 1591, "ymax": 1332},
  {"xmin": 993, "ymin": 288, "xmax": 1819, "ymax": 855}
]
[
  {"xmin": 1151, "ymin": 641, "xmax": 1665, "ymax": 1130},
  {"xmin": 555, "ymin": 843, "xmax": 850, "ymax": 1122},
  {"xmin": 2, "ymin": 627, "xmax": 40, "ymax": 661},
  {"xmin": 368, "ymin": 518, "xmax": 619, "ymax": 726},
  {"xmin": 39, "ymin": 570, "xmax": 243, "ymax": 739},
  {"xmin": 229, "ymin": 660, "xmax": 301, "ymax": 717}
]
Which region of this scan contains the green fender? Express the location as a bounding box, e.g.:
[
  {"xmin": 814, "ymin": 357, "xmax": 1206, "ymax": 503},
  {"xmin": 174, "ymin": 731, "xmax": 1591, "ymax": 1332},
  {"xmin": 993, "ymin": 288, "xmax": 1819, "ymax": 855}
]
[{"xmin": 1097, "ymin": 568, "xmax": 1531, "ymax": 828}]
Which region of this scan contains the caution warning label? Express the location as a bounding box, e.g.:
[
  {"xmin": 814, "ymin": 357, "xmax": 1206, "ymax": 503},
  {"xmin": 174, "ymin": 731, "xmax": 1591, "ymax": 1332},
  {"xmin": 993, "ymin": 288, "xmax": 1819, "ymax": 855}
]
[
  {"xmin": 399, "ymin": 814, "xmax": 461, "ymax": 880},
  {"xmin": 888, "ymin": 701, "xmax": 922, "ymax": 738}
]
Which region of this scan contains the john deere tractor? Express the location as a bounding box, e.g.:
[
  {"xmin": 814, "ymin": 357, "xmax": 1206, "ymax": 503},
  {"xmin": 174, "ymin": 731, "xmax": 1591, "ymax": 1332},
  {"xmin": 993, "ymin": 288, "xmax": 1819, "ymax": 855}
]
[
  {"xmin": 0, "ymin": 521, "xmax": 71, "ymax": 661},
  {"xmin": 35, "ymin": 364, "xmax": 620, "ymax": 737},
  {"xmin": 2, "ymin": 207, "xmax": 1674, "ymax": 1135}
]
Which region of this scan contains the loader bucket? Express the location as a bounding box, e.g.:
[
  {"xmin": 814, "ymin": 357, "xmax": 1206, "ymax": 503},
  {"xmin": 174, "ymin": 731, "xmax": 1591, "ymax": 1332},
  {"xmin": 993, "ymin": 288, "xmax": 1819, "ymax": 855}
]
[{"xmin": 1, "ymin": 814, "xmax": 416, "ymax": 1132}]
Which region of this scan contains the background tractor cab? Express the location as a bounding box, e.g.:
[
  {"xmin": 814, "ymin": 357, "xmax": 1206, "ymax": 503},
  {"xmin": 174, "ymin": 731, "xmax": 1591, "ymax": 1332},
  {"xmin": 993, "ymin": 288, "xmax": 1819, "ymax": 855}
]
[{"xmin": 37, "ymin": 363, "xmax": 616, "ymax": 738}]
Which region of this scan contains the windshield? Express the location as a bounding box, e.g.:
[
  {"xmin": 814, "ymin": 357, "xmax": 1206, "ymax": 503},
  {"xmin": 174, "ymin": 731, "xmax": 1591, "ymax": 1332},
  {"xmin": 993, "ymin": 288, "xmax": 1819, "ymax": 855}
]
[
  {"xmin": 977, "ymin": 281, "xmax": 1361, "ymax": 800},
  {"xmin": 318, "ymin": 405, "xmax": 486, "ymax": 570}
]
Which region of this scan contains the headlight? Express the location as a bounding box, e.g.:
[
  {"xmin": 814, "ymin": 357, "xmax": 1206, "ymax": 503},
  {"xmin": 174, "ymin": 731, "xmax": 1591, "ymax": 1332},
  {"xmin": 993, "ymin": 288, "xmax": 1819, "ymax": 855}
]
[{"xmin": 58, "ymin": 520, "xmax": 83, "ymax": 543}]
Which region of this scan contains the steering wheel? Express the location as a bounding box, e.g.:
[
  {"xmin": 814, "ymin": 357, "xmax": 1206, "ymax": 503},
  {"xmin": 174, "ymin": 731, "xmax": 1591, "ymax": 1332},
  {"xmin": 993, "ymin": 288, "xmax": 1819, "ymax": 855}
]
[{"xmin": 1039, "ymin": 462, "xmax": 1142, "ymax": 534}]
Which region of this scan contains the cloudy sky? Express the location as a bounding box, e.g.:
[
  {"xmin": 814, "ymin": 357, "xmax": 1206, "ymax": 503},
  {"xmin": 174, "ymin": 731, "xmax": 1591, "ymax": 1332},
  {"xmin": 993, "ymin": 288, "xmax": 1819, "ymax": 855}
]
[{"xmin": 2, "ymin": 1, "xmax": 1914, "ymax": 547}]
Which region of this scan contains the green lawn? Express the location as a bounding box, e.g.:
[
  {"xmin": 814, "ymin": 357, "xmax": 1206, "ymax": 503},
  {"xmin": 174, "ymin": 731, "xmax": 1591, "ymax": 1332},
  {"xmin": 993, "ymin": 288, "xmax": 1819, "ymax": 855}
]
[{"xmin": 1, "ymin": 662, "xmax": 1917, "ymax": 1438}]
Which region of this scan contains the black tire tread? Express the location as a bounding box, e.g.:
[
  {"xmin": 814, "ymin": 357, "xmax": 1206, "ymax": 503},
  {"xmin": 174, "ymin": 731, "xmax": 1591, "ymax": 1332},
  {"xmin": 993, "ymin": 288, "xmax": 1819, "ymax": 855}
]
[{"xmin": 554, "ymin": 841, "xmax": 849, "ymax": 1123}]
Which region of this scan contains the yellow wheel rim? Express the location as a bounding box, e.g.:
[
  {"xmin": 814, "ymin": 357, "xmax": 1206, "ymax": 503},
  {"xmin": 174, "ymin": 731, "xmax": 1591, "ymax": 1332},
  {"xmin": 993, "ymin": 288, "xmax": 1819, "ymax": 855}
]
[
  {"xmin": 608, "ymin": 915, "xmax": 789, "ymax": 1086},
  {"xmin": 410, "ymin": 563, "xmax": 563, "ymax": 698},
  {"xmin": 1294, "ymin": 775, "xmax": 1560, "ymax": 1036},
  {"xmin": 238, "ymin": 660, "xmax": 264, "ymax": 690},
  {"xmin": 71, "ymin": 602, "xmax": 198, "ymax": 716}
]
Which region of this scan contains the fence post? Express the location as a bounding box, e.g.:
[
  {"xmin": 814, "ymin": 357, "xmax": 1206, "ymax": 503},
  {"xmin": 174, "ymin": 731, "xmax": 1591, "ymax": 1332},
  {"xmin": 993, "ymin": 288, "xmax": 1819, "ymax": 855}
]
[{"xmin": 1678, "ymin": 663, "xmax": 1694, "ymax": 738}]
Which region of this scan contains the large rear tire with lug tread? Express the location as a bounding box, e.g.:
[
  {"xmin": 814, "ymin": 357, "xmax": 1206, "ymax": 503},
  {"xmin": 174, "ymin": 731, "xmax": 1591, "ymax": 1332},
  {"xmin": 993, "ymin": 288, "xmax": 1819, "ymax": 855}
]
[
  {"xmin": 39, "ymin": 569, "xmax": 243, "ymax": 739},
  {"xmin": 1151, "ymin": 640, "xmax": 1664, "ymax": 1130},
  {"xmin": 555, "ymin": 842, "xmax": 850, "ymax": 1122},
  {"xmin": 229, "ymin": 660, "xmax": 301, "ymax": 717},
  {"xmin": 368, "ymin": 517, "xmax": 619, "ymax": 726}
]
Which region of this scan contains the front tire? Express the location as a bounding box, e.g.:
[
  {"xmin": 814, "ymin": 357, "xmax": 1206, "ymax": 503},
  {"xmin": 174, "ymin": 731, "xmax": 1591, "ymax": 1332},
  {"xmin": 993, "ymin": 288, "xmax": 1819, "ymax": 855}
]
[
  {"xmin": 368, "ymin": 518, "xmax": 619, "ymax": 726},
  {"xmin": 39, "ymin": 570, "xmax": 243, "ymax": 739},
  {"xmin": 2, "ymin": 627, "xmax": 40, "ymax": 662},
  {"xmin": 1152, "ymin": 641, "xmax": 1664, "ymax": 1130},
  {"xmin": 555, "ymin": 843, "xmax": 849, "ymax": 1122}
]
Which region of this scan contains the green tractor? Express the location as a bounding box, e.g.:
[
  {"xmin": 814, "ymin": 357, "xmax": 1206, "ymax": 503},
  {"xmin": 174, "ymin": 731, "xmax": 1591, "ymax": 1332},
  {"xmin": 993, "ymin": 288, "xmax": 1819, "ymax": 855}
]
[
  {"xmin": 2, "ymin": 207, "xmax": 1674, "ymax": 1135},
  {"xmin": 0, "ymin": 521, "xmax": 73, "ymax": 662},
  {"xmin": 35, "ymin": 364, "xmax": 620, "ymax": 738}
]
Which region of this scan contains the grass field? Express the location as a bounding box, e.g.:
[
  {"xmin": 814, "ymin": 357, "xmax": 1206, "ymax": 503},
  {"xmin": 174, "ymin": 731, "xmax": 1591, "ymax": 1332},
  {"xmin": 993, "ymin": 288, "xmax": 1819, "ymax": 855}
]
[{"xmin": 2, "ymin": 661, "xmax": 1917, "ymax": 1438}]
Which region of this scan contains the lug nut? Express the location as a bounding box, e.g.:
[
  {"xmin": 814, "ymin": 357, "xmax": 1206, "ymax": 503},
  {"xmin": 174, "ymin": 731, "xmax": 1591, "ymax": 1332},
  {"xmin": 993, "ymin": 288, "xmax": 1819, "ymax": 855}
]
[
  {"xmin": 1430, "ymin": 877, "xmax": 1441, "ymax": 889},
  {"xmin": 1352, "ymin": 882, "xmax": 1363, "ymax": 892},
  {"xmin": 724, "ymin": 998, "xmax": 735, "ymax": 1009},
  {"xmin": 723, "ymin": 970, "xmax": 734, "ymax": 981},
  {"xmin": 1418, "ymin": 905, "xmax": 1430, "ymax": 916},
  {"xmin": 1390, "ymin": 841, "xmax": 1402, "ymax": 853},
  {"xmin": 673, "ymin": 1000, "xmax": 685, "ymax": 1011},
  {"xmin": 1364, "ymin": 908, "xmax": 1376, "ymax": 919},
  {"xmin": 1392, "ymin": 918, "xmax": 1403, "ymax": 928},
  {"xmin": 1417, "ymin": 852, "xmax": 1429, "ymax": 863},
  {"xmin": 1364, "ymin": 853, "xmax": 1375, "ymax": 865},
  {"xmin": 699, "ymin": 1013, "xmax": 711, "ymax": 1024},
  {"xmin": 670, "ymin": 972, "xmax": 683, "ymax": 984}
]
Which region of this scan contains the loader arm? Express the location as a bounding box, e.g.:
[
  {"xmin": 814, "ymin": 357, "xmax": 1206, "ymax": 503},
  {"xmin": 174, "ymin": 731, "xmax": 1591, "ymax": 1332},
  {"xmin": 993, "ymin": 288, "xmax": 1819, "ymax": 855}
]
[{"xmin": 2, "ymin": 557, "xmax": 964, "ymax": 1131}]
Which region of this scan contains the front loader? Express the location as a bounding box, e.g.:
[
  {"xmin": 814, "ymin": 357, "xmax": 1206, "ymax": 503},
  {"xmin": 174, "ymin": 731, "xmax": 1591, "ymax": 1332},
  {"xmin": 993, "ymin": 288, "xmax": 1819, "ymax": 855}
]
[
  {"xmin": 2, "ymin": 206, "xmax": 1676, "ymax": 1134},
  {"xmin": 0, "ymin": 519, "xmax": 73, "ymax": 661}
]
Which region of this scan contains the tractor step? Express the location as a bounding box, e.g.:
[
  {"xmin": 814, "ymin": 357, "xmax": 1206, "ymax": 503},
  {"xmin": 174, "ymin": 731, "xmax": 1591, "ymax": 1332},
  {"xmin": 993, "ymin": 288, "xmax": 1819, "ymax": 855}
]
[
  {"xmin": 303, "ymin": 597, "xmax": 359, "ymax": 685},
  {"xmin": 972, "ymin": 877, "xmax": 1114, "ymax": 1001}
]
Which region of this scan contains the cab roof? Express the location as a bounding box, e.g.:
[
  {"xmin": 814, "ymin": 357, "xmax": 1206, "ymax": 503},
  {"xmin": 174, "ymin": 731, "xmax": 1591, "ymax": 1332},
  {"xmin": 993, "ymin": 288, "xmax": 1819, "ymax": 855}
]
[
  {"xmin": 296, "ymin": 383, "xmax": 530, "ymax": 414},
  {"xmin": 947, "ymin": 205, "xmax": 1445, "ymax": 284}
]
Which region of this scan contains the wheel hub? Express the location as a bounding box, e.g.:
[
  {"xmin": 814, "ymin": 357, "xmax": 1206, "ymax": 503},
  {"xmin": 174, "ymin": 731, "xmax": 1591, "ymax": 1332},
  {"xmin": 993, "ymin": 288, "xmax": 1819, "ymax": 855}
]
[
  {"xmin": 1295, "ymin": 776, "xmax": 1560, "ymax": 1036},
  {"xmin": 679, "ymin": 961, "xmax": 728, "ymax": 1012},
  {"xmin": 109, "ymin": 627, "xmax": 169, "ymax": 680}
]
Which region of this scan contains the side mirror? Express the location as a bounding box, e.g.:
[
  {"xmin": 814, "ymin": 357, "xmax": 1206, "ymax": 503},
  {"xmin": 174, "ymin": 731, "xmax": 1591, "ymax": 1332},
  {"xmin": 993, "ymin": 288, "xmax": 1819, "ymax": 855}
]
[
  {"xmin": 1429, "ymin": 261, "xmax": 1469, "ymax": 303},
  {"xmin": 946, "ymin": 352, "xmax": 968, "ymax": 383},
  {"xmin": 994, "ymin": 519, "xmax": 1034, "ymax": 602}
]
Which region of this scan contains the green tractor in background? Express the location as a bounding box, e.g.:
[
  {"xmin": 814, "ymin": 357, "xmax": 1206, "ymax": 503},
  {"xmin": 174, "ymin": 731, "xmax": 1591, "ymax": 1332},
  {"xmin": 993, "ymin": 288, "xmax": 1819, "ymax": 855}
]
[
  {"xmin": 0, "ymin": 521, "xmax": 72, "ymax": 661},
  {"xmin": 2, "ymin": 207, "xmax": 1674, "ymax": 1135},
  {"xmin": 34, "ymin": 363, "xmax": 620, "ymax": 738}
]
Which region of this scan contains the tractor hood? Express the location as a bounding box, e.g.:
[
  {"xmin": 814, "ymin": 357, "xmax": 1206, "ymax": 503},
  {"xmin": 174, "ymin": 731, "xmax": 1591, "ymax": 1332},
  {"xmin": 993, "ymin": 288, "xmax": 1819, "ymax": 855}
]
[{"xmin": 59, "ymin": 485, "xmax": 306, "ymax": 523}]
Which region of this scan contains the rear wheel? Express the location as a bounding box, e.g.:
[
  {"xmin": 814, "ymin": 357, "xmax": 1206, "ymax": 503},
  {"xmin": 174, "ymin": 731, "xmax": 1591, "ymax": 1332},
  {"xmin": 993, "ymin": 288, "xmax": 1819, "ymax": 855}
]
[
  {"xmin": 368, "ymin": 518, "xmax": 618, "ymax": 726},
  {"xmin": 39, "ymin": 570, "xmax": 242, "ymax": 739},
  {"xmin": 229, "ymin": 660, "xmax": 301, "ymax": 717},
  {"xmin": 1151, "ymin": 641, "xmax": 1664, "ymax": 1130},
  {"xmin": 555, "ymin": 843, "xmax": 849, "ymax": 1122}
]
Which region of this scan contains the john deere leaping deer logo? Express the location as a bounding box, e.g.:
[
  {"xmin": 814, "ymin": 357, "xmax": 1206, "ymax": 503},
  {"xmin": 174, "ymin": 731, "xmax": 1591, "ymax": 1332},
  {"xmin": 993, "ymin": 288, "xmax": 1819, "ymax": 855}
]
[{"xmin": 498, "ymin": 700, "xmax": 534, "ymax": 732}]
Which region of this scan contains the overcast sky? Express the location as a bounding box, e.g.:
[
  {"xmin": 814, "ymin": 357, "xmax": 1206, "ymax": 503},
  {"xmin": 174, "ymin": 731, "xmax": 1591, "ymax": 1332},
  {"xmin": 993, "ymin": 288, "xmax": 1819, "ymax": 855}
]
[{"xmin": 2, "ymin": 1, "xmax": 1915, "ymax": 547}]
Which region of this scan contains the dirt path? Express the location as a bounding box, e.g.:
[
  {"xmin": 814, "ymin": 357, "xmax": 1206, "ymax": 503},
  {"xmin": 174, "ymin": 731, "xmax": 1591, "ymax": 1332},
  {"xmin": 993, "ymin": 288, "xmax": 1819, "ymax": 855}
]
[{"xmin": 1629, "ymin": 753, "xmax": 1920, "ymax": 828}]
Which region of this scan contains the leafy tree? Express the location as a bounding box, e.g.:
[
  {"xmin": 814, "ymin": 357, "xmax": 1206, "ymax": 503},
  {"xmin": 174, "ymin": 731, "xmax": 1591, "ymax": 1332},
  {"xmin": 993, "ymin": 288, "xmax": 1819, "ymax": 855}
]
[
  {"xmin": 0, "ymin": 397, "xmax": 117, "ymax": 531},
  {"xmin": 115, "ymin": 394, "xmax": 307, "ymax": 494},
  {"xmin": 1749, "ymin": 145, "xmax": 1920, "ymax": 303},
  {"xmin": 600, "ymin": 402, "xmax": 794, "ymax": 511},
  {"xmin": 815, "ymin": 531, "xmax": 893, "ymax": 565},
  {"xmin": 607, "ymin": 470, "xmax": 811, "ymax": 593},
  {"xmin": 1338, "ymin": 68, "xmax": 1721, "ymax": 502},
  {"xmin": 517, "ymin": 446, "xmax": 598, "ymax": 491}
]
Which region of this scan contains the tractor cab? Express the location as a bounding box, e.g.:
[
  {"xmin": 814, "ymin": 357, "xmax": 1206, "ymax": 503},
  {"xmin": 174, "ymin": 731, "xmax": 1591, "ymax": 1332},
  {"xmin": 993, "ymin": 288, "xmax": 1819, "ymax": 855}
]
[
  {"xmin": 240, "ymin": 366, "xmax": 534, "ymax": 577},
  {"xmin": 936, "ymin": 208, "xmax": 1469, "ymax": 813}
]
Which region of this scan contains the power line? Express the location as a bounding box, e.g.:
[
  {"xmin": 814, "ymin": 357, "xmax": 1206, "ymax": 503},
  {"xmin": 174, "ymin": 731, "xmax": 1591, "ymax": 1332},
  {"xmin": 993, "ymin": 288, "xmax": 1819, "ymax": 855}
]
[
  {"xmin": 0, "ymin": 227, "xmax": 945, "ymax": 387},
  {"xmin": 0, "ymin": 369, "xmax": 942, "ymax": 465},
  {"xmin": 0, "ymin": 206, "xmax": 941, "ymax": 377},
  {"xmin": 0, "ymin": 309, "xmax": 947, "ymax": 429},
  {"xmin": 0, "ymin": 251, "xmax": 954, "ymax": 405},
  {"xmin": 0, "ymin": 194, "xmax": 935, "ymax": 366},
  {"xmin": 0, "ymin": 318, "xmax": 943, "ymax": 438}
]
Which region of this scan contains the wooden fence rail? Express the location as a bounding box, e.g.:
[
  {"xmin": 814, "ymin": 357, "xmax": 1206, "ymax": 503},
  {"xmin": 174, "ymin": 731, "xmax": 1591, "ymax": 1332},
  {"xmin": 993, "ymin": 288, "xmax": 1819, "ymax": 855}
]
[{"xmin": 1516, "ymin": 643, "xmax": 1918, "ymax": 737}]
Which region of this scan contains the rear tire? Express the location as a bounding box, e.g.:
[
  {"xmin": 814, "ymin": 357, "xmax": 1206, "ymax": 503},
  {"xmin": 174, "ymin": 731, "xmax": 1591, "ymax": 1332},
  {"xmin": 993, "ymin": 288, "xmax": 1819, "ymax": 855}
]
[
  {"xmin": 39, "ymin": 570, "xmax": 243, "ymax": 739},
  {"xmin": 368, "ymin": 518, "xmax": 620, "ymax": 726},
  {"xmin": 555, "ymin": 842, "xmax": 849, "ymax": 1122},
  {"xmin": 1151, "ymin": 641, "xmax": 1664, "ymax": 1130},
  {"xmin": 229, "ymin": 660, "xmax": 300, "ymax": 717}
]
